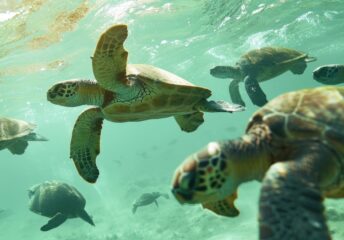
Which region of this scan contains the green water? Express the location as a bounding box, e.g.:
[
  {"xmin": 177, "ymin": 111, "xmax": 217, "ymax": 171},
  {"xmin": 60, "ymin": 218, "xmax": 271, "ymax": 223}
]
[{"xmin": 0, "ymin": 0, "xmax": 344, "ymax": 239}]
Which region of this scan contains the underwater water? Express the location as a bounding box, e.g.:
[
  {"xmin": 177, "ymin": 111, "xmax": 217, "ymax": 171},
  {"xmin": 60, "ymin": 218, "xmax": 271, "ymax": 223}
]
[{"xmin": 1, "ymin": 0, "xmax": 344, "ymax": 239}]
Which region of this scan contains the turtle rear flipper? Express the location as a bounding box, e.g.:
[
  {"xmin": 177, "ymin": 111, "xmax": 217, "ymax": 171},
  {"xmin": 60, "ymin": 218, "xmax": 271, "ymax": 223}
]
[
  {"xmin": 202, "ymin": 192, "xmax": 239, "ymax": 217},
  {"xmin": 132, "ymin": 205, "xmax": 138, "ymax": 214},
  {"xmin": 229, "ymin": 79, "xmax": 246, "ymax": 107},
  {"xmin": 7, "ymin": 141, "xmax": 28, "ymax": 155},
  {"xmin": 259, "ymin": 143, "xmax": 336, "ymax": 240},
  {"xmin": 78, "ymin": 209, "xmax": 95, "ymax": 226},
  {"xmin": 40, "ymin": 213, "xmax": 67, "ymax": 231},
  {"xmin": 244, "ymin": 75, "xmax": 268, "ymax": 107},
  {"xmin": 70, "ymin": 107, "xmax": 104, "ymax": 183},
  {"xmin": 24, "ymin": 132, "xmax": 48, "ymax": 141},
  {"xmin": 174, "ymin": 112, "xmax": 204, "ymax": 132}
]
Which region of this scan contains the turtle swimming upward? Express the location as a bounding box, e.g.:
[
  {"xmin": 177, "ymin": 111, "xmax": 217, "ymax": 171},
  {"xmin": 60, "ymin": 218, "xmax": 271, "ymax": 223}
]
[
  {"xmin": 28, "ymin": 181, "xmax": 94, "ymax": 231},
  {"xmin": 313, "ymin": 64, "xmax": 344, "ymax": 85},
  {"xmin": 0, "ymin": 117, "xmax": 47, "ymax": 155},
  {"xmin": 210, "ymin": 47, "xmax": 317, "ymax": 107},
  {"xmin": 172, "ymin": 86, "xmax": 344, "ymax": 240},
  {"xmin": 47, "ymin": 24, "xmax": 244, "ymax": 183}
]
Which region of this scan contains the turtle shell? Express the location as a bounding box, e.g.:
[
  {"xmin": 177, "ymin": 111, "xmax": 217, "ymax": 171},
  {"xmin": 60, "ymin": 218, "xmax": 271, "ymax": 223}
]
[
  {"xmin": 238, "ymin": 47, "xmax": 308, "ymax": 81},
  {"xmin": 102, "ymin": 64, "xmax": 212, "ymax": 121},
  {"xmin": 28, "ymin": 181, "xmax": 86, "ymax": 217},
  {"xmin": 0, "ymin": 117, "xmax": 36, "ymax": 141},
  {"xmin": 246, "ymin": 86, "xmax": 344, "ymax": 153}
]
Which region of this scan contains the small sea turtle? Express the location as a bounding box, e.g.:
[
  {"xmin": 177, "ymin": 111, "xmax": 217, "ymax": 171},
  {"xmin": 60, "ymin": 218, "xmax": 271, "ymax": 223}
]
[
  {"xmin": 313, "ymin": 64, "xmax": 344, "ymax": 85},
  {"xmin": 172, "ymin": 86, "xmax": 344, "ymax": 240},
  {"xmin": 132, "ymin": 192, "xmax": 169, "ymax": 214},
  {"xmin": 210, "ymin": 47, "xmax": 316, "ymax": 107},
  {"xmin": 0, "ymin": 117, "xmax": 47, "ymax": 155},
  {"xmin": 47, "ymin": 24, "xmax": 244, "ymax": 183},
  {"xmin": 28, "ymin": 180, "xmax": 95, "ymax": 231}
]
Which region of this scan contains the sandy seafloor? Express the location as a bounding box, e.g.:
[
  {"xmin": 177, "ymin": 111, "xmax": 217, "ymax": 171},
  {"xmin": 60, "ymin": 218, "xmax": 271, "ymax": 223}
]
[{"xmin": 1, "ymin": 0, "xmax": 344, "ymax": 239}]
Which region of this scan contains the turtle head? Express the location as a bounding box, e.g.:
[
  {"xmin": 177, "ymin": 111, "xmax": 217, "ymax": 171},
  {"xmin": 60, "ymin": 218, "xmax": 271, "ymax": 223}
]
[
  {"xmin": 27, "ymin": 184, "xmax": 40, "ymax": 199},
  {"xmin": 47, "ymin": 79, "xmax": 104, "ymax": 107},
  {"xmin": 47, "ymin": 80, "xmax": 81, "ymax": 106},
  {"xmin": 210, "ymin": 66, "xmax": 242, "ymax": 79},
  {"xmin": 313, "ymin": 65, "xmax": 344, "ymax": 85},
  {"xmin": 172, "ymin": 142, "xmax": 238, "ymax": 205}
]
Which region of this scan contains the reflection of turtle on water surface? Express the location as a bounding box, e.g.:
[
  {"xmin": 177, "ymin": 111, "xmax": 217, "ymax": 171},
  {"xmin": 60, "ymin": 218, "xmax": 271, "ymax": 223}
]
[
  {"xmin": 172, "ymin": 86, "xmax": 344, "ymax": 240},
  {"xmin": 28, "ymin": 181, "xmax": 95, "ymax": 231},
  {"xmin": 0, "ymin": 117, "xmax": 47, "ymax": 155},
  {"xmin": 132, "ymin": 192, "xmax": 169, "ymax": 214},
  {"xmin": 210, "ymin": 47, "xmax": 316, "ymax": 107},
  {"xmin": 47, "ymin": 24, "xmax": 244, "ymax": 184}
]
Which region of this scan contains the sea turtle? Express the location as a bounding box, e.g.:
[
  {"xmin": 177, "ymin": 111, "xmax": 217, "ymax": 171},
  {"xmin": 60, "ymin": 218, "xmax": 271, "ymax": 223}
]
[
  {"xmin": 0, "ymin": 117, "xmax": 48, "ymax": 155},
  {"xmin": 28, "ymin": 180, "xmax": 95, "ymax": 231},
  {"xmin": 210, "ymin": 47, "xmax": 317, "ymax": 107},
  {"xmin": 172, "ymin": 86, "xmax": 344, "ymax": 240},
  {"xmin": 132, "ymin": 192, "xmax": 169, "ymax": 214},
  {"xmin": 46, "ymin": 24, "xmax": 244, "ymax": 183},
  {"xmin": 313, "ymin": 64, "xmax": 344, "ymax": 85}
]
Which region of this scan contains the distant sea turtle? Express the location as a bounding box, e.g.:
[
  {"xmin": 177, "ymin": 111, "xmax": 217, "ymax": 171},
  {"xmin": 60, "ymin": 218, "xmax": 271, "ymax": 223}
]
[
  {"xmin": 47, "ymin": 24, "xmax": 244, "ymax": 183},
  {"xmin": 132, "ymin": 192, "xmax": 169, "ymax": 214},
  {"xmin": 210, "ymin": 47, "xmax": 316, "ymax": 107},
  {"xmin": 0, "ymin": 117, "xmax": 47, "ymax": 155},
  {"xmin": 28, "ymin": 181, "xmax": 95, "ymax": 231},
  {"xmin": 172, "ymin": 86, "xmax": 344, "ymax": 240},
  {"xmin": 313, "ymin": 64, "xmax": 344, "ymax": 85}
]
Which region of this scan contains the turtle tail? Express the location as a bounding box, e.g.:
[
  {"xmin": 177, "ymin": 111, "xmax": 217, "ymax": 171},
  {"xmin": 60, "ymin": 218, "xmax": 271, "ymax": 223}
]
[{"xmin": 78, "ymin": 209, "xmax": 95, "ymax": 226}]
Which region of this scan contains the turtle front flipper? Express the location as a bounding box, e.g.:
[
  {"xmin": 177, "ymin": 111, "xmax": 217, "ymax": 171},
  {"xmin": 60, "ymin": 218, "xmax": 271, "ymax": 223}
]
[
  {"xmin": 174, "ymin": 112, "xmax": 204, "ymax": 132},
  {"xmin": 202, "ymin": 192, "xmax": 239, "ymax": 217},
  {"xmin": 70, "ymin": 107, "xmax": 104, "ymax": 183},
  {"xmin": 259, "ymin": 143, "xmax": 338, "ymax": 240},
  {"xmin": 229, "ymin": 79, "xmax": 246, "ymax": 107},
  {"xmin": 244, "ymin": 75, "xmax": 267, "ymax": 107},
  {"xmin": 92, "ymin": 24, "xmax": 129, "ymax": 92},
  {"xmin": 40, "ymin": 212, "xmax": 67, "ymax": 231},
  {"xmin": 7, "ymin": 141, "xmax": 28, "ymax": 155}
]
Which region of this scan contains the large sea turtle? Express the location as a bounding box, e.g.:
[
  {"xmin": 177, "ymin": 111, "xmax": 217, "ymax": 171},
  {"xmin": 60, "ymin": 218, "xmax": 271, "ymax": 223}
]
[
  {"xmin": 132, "ymin": 192, "xmax": 169, "ymax": 214},
  {"xmin": 172, "ymin": 86, "xmax": 344, "ymax": 240},
  {"xmin": 0, "ymin": 117, "xmax": 47, "ymax": 155},
  {"xmin": 47, "ymin": 24, "xmax": 244, "ymax": 183},
  {"xmin": 28, "ymin": 180, "xmax": 95, "ymax": 231},
  {"xmin": 313, "ymin": 64, "xmax": 344, "ymax": 85},
  {"xmin": 210, "ymin": 47, "xmax": 317, "ymax": 107}
]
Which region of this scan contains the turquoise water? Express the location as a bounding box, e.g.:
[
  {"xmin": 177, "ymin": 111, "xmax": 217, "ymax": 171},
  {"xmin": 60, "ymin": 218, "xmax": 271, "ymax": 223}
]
[{"xmin": 0, "ymin": 0, "xmax": 344, "ymax": 239}]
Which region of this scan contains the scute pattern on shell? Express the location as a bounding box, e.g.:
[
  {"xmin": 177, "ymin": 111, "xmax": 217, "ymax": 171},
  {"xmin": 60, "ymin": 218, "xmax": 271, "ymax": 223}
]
[
  {"xmin": 247, "ymin": 86, "xmax": 344, "ymax": 153},
  {"xmin": 0, "ymin": 117, "xmax": 35, "ymax": 141}
]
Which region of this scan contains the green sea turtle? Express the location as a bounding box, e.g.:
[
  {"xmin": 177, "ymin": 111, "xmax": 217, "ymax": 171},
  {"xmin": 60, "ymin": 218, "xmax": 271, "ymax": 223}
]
[
  {"xmin": 172, "ymin": 86, "xmax": 344, "ymax": 240},
  {"xmin": 313, "ymin": 64, "xmax": 344, "ymax": 85},
  {"xmin": 0, "ymin": 117, "xmax": 47, "ymax": 155},
  {"xmin": 47, "ymin": 24, "xmax": 244, "ymax": 183},
  {"xmin": 28, "ymin": 180, "xmax": 95, "ymax": 231},
  {"xmin": 132, "ymin": 192, "xmax": 169, "ymax": 214},
  {"xmin": 210, "ymin": 47, "xmax": 317, "ymax": 107}
]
